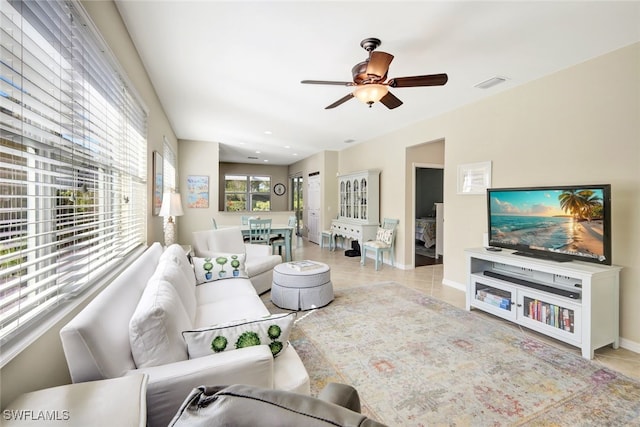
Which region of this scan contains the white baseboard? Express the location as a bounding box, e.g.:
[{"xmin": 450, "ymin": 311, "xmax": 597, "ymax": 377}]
[
  {"xmin": 443, "ymin": 278, "xmax": 465, "ymax": 292},
  {"xmin": 619, "ymin": 337, "xmax": 640, "ymax": 354}
]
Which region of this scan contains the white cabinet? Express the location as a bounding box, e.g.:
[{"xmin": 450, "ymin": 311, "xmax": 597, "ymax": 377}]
[
  {"xmin": 332, "ymin": 170, "xmax": 380, "ymax": 245},
  {"xmin": 465, "ymin": 248, "xmax": 621, "ymax": 359}
]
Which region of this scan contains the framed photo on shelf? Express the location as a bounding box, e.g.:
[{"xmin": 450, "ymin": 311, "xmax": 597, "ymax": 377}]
[
  {"xmin": 152, "ymin": 151, "xmax": 163, "ymax": 215},
  {"xmin": 457, "ymin": 161, "xmax": 492, "ymax": 195},
  {"xmin": 186, "ymin": 175, "xmax": 209, "ymax": 208}
]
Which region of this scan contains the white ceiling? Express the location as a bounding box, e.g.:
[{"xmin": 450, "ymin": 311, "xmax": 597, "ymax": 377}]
[{"xmin": 114, "ymin": 1, "xmax": 640, "ymax": 165}]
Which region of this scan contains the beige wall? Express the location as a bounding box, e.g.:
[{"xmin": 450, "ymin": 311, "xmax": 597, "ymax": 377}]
[
  {"xmin": 339, "ymin": 43, "xmax": 640, "ymax": 348},
  {"xmin": 0, "ymin": 1, "xmax": 176, "ymax": 406}
]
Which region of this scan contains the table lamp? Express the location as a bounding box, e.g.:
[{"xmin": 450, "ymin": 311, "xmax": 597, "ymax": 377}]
[{"xmin": 159, "ymin": 192, "xmax": 184, "ymax": 246}]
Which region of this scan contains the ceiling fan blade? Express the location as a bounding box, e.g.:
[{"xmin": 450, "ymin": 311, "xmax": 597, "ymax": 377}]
[
  {"xmin": 325, "ymin": 93, "xmax": 354, "ymax": 109},
  {"xmin": 301, "ymin": 80, "xmax": 353, "ymax": 86},
  {"xmin": 366, "ymin": 51, "xmax": 394, "ymax": 79},
  {"xmin": 379, "ymin": 91, "xmax": 403, "ymax": 110},
  {"xmin": 388, "ymin": 73, "xmax": 448, "ymax": 88}
]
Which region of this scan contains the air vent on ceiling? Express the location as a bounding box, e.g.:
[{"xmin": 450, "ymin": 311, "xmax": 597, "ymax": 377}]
[
  {"xmin": 474, "ymin": 76, "xmax": 507, "ymax": 89},
  {"xmin": 247, "ymin": 156, "xmax": 259, "ymax": 160}
]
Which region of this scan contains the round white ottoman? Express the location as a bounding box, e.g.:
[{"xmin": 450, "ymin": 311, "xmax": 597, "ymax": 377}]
[{"xmin": 271, "ymin": 261, "xmax": 334, "ymax": 310}]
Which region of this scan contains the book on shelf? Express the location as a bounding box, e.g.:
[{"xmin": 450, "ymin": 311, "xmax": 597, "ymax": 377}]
[{"xmin": 287, "ymin": 260, "xmax": 322, "ymax": 271}]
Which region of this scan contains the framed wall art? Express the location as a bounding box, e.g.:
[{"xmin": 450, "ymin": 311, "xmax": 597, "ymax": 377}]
[
  {"xmin": 186, "ymin": 175, "xmax": 209, "ymax": 208},
  {"xmin": 457, "ymin": 161, "xmax": 492, "ymax": 195},
  {"xmin": 152, "ymin": 151, "xmax": 163, "ymax": 215}
]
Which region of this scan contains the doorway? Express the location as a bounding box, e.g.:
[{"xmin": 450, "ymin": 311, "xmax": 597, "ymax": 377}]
[{"xmin": 414, "ymin": 165, "xmax": 444, "ymax": 267}]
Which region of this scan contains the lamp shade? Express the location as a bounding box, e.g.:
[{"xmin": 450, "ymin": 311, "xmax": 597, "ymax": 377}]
[
  {"xmin": 159, "ymin": 192, "xmax": 184, "ymax": 217},
  {"xmin": 353, "ymin": 84, "xmax": 388, "ymax": 105}
]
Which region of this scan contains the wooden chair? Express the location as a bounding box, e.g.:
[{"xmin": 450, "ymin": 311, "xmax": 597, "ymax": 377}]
[
  {"xmin": 271, "ymin": 215, "xmax": 296, "ymax": 255},
  {"xmin": 361, "ymin": 218, "xmax": 399, "ymax": 271},
  {"xmin": 248, "ymin": 218, "xmax": 272, "ymax": 245}
]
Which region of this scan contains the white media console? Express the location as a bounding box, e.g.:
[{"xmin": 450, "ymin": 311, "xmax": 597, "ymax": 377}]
[{"xmin": 465, "ymin": 247, "xmax": 622, "ymax": 359}]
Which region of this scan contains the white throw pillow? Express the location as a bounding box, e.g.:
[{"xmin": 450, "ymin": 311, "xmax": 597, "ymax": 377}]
[
  {"xmin": 375, "ymin": 227, "xmax": 394, "ymax": 245},
  {"xmin": 152, "ymin": 259, "xmax": 197, "ymax": 324},
  {"xmin": 192, "ymin": 253, "xmax": 248, "ymax": 284},
  {"xmin": 182, "ymin": 313, "xmax": 294, "ymax": 359},
  {"xmin": 160, "ymin": 244, "xmax": 196, "ymax": 287},
  {"xmin": 129, "ymin": 277, "xmax": 191, "ymax": 368}
]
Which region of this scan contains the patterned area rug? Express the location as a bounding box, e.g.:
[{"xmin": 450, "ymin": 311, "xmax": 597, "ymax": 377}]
[{"xmin": 269, "ymin": 282, "xmax": 640, "ymax": 426}]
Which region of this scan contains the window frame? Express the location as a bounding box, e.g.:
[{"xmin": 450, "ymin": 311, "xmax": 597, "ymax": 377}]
[{"xmin": 224, "ymin": 174, "xmax": 271, "ymax": 212}]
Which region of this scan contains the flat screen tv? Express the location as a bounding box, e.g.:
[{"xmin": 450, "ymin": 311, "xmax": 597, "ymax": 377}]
[{"xmin": 487, "ymin": 185, "xmax": 612, "ymax": 265}]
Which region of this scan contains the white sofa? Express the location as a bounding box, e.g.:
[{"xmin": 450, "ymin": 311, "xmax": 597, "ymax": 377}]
[
  {"xmin": 192, "ymin": 227, "xmax": 282, "ymax": 294},
  {"xmin": 60, "ymin": 243, "xmax": 310, "ymax": 427}
]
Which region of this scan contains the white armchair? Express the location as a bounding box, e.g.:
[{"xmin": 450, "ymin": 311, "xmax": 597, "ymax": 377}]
[{"xmin": 192, "ymin": 227, "xmax": 282, "ymax": 294}]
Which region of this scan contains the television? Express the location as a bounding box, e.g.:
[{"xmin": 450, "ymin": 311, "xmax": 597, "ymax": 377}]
[{"xmin": 487, "ymin": 184, "xmax": 612, "ymax": 265}]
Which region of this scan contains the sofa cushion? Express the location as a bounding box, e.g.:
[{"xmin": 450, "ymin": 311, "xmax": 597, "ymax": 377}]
[
  {"xmin": 195, "ymin": 278, "xmax": 256, "ymax": 305},
  {"xmin": 160, "ymin": 244, "xmax": 196, "ymax": 287},
  {"xmin": 153, "ymin": 259, "xmax": 197, "ymax": 324},
  {"xmin": 195, "ymin": 294, "xmax": 270, "ymax": 327},
  {"xmin": 183, "ymin": 313, "xmax": 294, "ymax": 359},
  {"xmin": 129, "ymin": 277, "xmax": 191, "ymax": 368},
  {"xmin": 192, "ymin": 254, "xmax": 248, "ymax": 284}
]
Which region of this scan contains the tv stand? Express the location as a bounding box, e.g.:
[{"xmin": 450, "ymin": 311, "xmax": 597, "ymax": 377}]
[
  {"xmin": 465, "ymin": 248, "xmax": 621, "ymax": 359},
  {"xmin": 513, "ymin": 250, "xmax": 571, "ymax": 262}
]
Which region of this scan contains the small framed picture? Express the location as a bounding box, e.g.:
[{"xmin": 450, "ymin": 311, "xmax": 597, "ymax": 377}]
[
  {"xmin": 186, "ymin": 175, "xmax": 209, "ymax": 208},
  {"xmin": 457, "ymin": 161, "xmax": 492, "ymax": 195}
]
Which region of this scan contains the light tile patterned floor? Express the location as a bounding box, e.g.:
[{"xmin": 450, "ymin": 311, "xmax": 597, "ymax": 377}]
[{"xmin": 289, "ymin": 237, "xmax": 640, "ymax": 381}]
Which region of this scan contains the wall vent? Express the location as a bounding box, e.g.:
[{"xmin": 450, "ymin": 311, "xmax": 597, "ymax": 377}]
[{"xmin": 474, "ymin": 76, "xmax": 507, "ymax": 89}]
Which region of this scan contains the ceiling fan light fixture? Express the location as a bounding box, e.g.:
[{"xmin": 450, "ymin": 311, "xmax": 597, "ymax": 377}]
[{"xmin": 353, "ymin": 84, "xmax": 388, "ymax": 106}]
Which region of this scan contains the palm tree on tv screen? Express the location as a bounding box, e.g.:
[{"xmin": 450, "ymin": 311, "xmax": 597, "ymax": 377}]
[{"xmin": 558, "ymin": 190, "xmax": 602, "ymax": 221}]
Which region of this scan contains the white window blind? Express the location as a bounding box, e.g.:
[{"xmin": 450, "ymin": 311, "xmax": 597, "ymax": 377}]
[{"xmin": 0, "ymin": 0, "xmax": 147, "ymax": 345}]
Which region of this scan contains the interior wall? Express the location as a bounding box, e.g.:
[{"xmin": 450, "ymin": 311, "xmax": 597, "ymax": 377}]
[
  {"xmin": 1, "ymin": 0, "xmax": 177, "ymax": 407},
  {"xmin": 415, "ymin": 169, "xmax": 444, "ymax": 218},
  {"xmin": 339, "ymin": 42, "xmax": 640, "ymax": 348}
]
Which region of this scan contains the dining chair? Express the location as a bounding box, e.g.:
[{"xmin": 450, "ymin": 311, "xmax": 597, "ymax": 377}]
[
  {"xmin": 361, "ymin": 218, "xmax": 400, "ymax": 271},
  {"xmin": 270, "ymin": 215, "xmax": 296, "ymax": 255},
  {"xmin": 248, "ymin": 218, "xmax": 272, "ymax": 245}
]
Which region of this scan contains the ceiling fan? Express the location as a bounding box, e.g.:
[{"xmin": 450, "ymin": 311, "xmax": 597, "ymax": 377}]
[{"xmin": 301, "ymin": 37, "xmax": 448, "ymax": 110}]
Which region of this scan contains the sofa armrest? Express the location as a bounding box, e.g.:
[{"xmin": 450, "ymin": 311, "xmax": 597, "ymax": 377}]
[
  {"xmin": 127, "ymin": 345, "xmax": 274, "ymax": 427},
  {"xmin": 244, "ymin": 243, "xmax": 272, "ymax": 258},
  {"xmin": 317, "ymin": 383, "xmax": 362, "ymax": 413}
]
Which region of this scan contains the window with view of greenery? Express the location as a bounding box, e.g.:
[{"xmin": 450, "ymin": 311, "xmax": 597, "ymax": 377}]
[
  {"xmin": 0, "ymin": 0, "xmax": 147, "ymax": 347},
  {"xmin": 225, "ymin": 175, "xmax": 271, "ymax": 211}
]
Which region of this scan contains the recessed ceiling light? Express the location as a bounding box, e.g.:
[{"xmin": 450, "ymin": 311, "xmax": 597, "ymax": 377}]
[
  {"xmin": 263, "ymin": 159, "xmax": 269, "ymax": 162},
  {"xmin": 292, "ymin": 153, "xmax": 298, "ymax": 156},
  {"xmin": 264, "ymin": 131, "xmax": 272, "ymax": 135},
  {"xmin": 255, "ymin": 150, "xmax": 261, "ymax": 154},
  {"xmin": 284, "ymin": 145, "xmax": 291, "ymax": 149}
]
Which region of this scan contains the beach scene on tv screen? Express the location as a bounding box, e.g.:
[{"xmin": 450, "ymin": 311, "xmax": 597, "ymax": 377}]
[{"xmin": 490, "ymin": 188, "xmax": 605, "ymax": 260}]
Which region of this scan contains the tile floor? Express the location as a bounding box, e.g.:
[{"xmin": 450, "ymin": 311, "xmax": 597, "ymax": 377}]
[{"xmin": 287, "ymin": 237, "xmax": 640, "ymax": 381}]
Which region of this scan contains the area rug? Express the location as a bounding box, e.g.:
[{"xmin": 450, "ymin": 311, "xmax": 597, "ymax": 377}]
[{"xmin": 277, "ymin": 282, "xmax": 640, "ymax": 426}]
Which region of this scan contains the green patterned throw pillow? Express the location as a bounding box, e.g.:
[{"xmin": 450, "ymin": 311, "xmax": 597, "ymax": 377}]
[
  {"xmin": 192, "ymin": 253, "xmax": 248, "ymax": 284},
  {"xmin": 182, "ymin": 313, "xmax": 294, "ymax": 359}
]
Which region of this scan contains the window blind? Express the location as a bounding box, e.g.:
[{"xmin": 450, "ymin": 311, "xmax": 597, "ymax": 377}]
[{"xmin": 0, "ymin": 0, "xmax": 147, "ymax": 344}]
